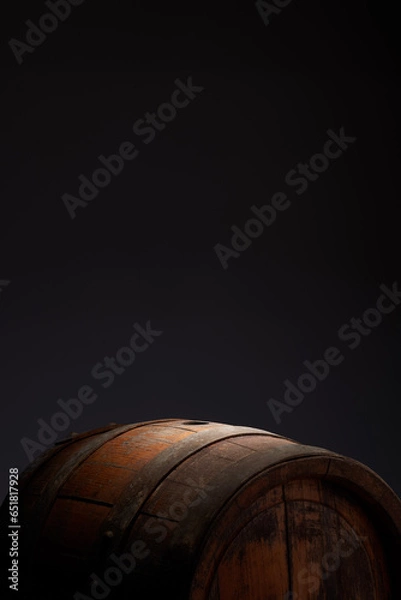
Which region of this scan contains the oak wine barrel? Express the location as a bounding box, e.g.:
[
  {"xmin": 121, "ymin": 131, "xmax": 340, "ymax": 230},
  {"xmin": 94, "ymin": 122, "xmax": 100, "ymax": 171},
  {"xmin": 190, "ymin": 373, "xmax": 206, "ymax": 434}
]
[{"xmin": 2, "ymin": 418, "xmax": 401, "ymax": 599}]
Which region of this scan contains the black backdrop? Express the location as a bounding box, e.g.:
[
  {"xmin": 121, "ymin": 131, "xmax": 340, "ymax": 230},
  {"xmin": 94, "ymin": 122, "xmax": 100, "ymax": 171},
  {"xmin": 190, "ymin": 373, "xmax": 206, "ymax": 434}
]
[{"xmin": 1, "ymin": 0, "xmax": 400, "ymax": 506}]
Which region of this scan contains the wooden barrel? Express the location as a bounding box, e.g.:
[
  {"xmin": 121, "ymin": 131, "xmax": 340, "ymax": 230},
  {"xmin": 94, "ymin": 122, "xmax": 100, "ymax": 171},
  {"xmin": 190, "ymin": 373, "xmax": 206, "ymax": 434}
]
[{"xmin": 7, "ymin": 419, "xmax": 401, "ymax": 599}]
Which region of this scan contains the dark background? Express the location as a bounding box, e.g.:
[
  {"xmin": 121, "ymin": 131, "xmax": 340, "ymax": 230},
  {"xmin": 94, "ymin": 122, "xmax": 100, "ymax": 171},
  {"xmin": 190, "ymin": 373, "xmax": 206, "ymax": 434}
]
[{"xmin": 0, "ymin": 0, "xmax": 400, "ymax": 504}]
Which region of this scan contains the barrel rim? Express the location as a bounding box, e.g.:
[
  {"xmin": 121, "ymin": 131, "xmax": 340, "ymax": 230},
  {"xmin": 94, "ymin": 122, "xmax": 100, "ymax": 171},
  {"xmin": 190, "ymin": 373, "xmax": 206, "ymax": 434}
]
[{"xmin": 190, "ymin": 453, "xmax": 401, "ymax": 599}]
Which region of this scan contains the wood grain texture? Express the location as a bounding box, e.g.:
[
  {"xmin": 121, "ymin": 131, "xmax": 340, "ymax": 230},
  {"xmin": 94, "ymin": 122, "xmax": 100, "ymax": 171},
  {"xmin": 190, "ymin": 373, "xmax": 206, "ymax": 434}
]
[{"xmin": 9, "ymin": 419, "xmax": 401, "ymax": 599}]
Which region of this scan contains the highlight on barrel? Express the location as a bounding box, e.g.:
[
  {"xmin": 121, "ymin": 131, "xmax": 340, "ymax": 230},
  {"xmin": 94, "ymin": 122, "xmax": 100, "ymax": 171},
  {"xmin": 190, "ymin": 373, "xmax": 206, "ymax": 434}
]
[{"xmin": 1, "ymin": 418, "xmax": 400, "ymax": 599}]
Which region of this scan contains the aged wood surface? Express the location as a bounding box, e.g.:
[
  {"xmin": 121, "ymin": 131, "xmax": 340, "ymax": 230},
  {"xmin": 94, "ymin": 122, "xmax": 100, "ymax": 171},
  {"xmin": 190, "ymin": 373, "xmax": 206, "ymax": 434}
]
[{"xmin": 9, "ymin": 419, "xmax": 401, "ymax": 599}]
